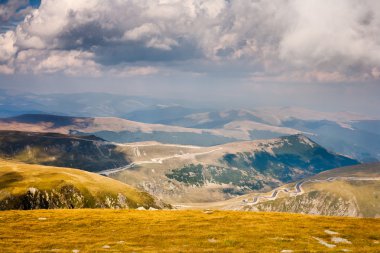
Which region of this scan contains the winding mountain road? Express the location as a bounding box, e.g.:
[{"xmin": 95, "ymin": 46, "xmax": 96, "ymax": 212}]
[
  {"xmin": 98, "ymin": 147, "xmax": 223, "ymax": 176},
  {"xmin": 249, "ymin": 176, "xmax": 380, "ymax": 205}
]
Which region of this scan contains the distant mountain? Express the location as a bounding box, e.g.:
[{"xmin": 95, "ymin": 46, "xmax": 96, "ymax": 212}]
[
  {"xmin": 0, "ymin": 89, "xmax": 176, "ymax": 117},
  {"xmin": 0, "ymin": 98, "xmax": 379, "ymax": 162},
  {"xmin": 282, "ymin": 119, "xmax": 380, "ymax": 162},
  {"xmin": 235, "ymin": 163, "xmax": 380, "ymax": 217},
  {"xmin": 0, "ymin": 130, "xmax": 130, "ymax": 172},
  {"xmin": 107, "ymin": 135, "xmax": 359, "ymax": 203},
  {"xmin": 124, "ymin": 105, "xmax": 203, "ymax": 124},
  {"xmin": 0, "ymin": 159, "xmax": 166, "ymax": 210},
  {"xmin": 0, "ymin": 114, "xmax": 240, "ymax": 146},
  {"xmin": 144, "ymin": 107, "xmax": 373, "ymax": 128},
  {"xmin": 131, "ymin": 107, "xmax": 380, "ymax": 162}
]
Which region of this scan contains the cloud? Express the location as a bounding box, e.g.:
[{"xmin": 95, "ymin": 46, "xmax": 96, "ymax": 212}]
[
  {"xmin": 1, "ymin": 0, "xmax": 30, "ymax": 22},
  {"xmin": 0, "ymin": 0, "xmax": 38, "ymax": 33},
  {"xmin": 14, "ymin": 49, "xmax": 101, "ymax": 76},
  {"xmin": 108, "ymin": 66, "xmax": 160, "ymax": 77},
  {"xmin": 279, "ymin": 1, "xmax": 380, "ymax": 70},
  {"xmin": 0, "ymin": 0, "xmax": 379, "ymax": 83}
]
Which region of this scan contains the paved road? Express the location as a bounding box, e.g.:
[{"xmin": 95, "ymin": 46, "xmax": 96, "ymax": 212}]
[
  {"xmin": 98, "ymin": 147, "xmax": 223, "ymax": 176},
  {"xmin": 248, "ymin": 176, "xmax": 380, "ymax": 205}
]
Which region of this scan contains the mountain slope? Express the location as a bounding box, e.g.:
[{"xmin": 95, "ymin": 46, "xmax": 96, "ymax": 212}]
[
  {"xmin": 228, "ymin": 163, "xmax": 380, "ymax": 217},
  {"xmin": 0, "ymin": 131, "xmax": 130, "ymax": 172},
  {"xmin": 107, "ymin": 135, "xmax": 358, "ymax": 203},
  {"xmin": 0, "ymin": 159, "xmax": 166, "ymax": 210},
  {"xmin": 0, "ymin": 114, "xmax": 242, "ymax": 146}
]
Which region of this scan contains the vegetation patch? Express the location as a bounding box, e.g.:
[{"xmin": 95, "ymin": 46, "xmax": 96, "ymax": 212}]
[
  {"xmin": 166, "ymin": 164, "xmax": 264, "ymax": 191},
  {"xmin": 166, "ymin": 164, "xmax": 205, "ymax": 186}
]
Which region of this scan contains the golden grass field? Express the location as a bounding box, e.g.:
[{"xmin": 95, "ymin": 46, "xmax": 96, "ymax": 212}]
[{"xmin": 0, "ymin": 210, "xmax": 379, "ymax": 252}]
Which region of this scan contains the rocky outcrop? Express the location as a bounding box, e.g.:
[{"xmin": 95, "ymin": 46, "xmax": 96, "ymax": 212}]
[{"xmin": 0, "ymin": 185, "xmax": 163, "ymax": 210}]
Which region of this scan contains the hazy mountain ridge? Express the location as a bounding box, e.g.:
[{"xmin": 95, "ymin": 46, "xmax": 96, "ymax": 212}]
[
  {"xmin": 0, "ymin": 114, "xmax": 247, "ymax": 146},
  {"xmin": 124, "ymin": 106, "xmax": 380, "ymax": 162},
  {"xmin": 1, "ymin": 90, "xmax": 378, "ymax": 161},
  {"xmin": 0, "ymin": 90, "xmax": 176, "ymax": 118}
]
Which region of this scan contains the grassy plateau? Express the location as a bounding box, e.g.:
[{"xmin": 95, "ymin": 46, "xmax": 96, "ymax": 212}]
[{"xmin": 0, "ymin": 209, "xmax": 379, "ymax": 252}]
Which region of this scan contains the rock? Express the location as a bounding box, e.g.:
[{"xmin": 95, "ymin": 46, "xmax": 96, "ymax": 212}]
[
  {"xmin": 313, "ymin": 237, "xmax": 336, "ymax": 248},
  {"xmin": 0, "ymin": 185, "xmax": 148, "ymax": 210},
  {"xmin": 325, "ymin": 229, "xmax": 339, "ymax": 235},
  {"xmin": 28, "ymin": 187, "xmax": 37, "ymax": 195},
  {"xmin": 331, "ymin": 237, "xmax": 352, "ymax": 244},
  {"xmin": 208, "ymin": 238, "xmax": 217, "ymax": 243}
]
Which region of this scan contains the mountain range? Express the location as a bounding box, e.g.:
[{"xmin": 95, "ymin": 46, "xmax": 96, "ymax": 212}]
[
  {"xmin": 0, "ymin": 129, "xmax": 358, "ymax": 203},
  {"xmin": 1, "ymin": 107, "xmax": 379, "ymax": 162},
  {"xmin": 0, "ymin": 91, "xmax": 378, "ymax": 218}
]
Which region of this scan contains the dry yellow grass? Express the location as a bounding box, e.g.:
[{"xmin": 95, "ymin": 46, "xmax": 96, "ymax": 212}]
[
  {"xmin": 0, "ymin": 210, "xmax": 379, "ymax": 252},
  {"xmin": 0, "ymin": 159, "xmax": 158, "ymax": 208}
]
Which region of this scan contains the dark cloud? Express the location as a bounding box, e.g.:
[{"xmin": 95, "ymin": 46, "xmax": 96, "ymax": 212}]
[
  {"xmin": 94, "ymin": 39, "xmax": 202, "ymax": 65},
  {"xmin": 56, "ymin": 15, "xmax": 202, "ymax": 64}
]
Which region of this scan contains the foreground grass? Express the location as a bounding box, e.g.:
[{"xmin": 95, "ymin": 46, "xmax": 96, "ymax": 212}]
[{"xmin": 0, "ymin": 210, "xmax": 379, "ymax": 252}]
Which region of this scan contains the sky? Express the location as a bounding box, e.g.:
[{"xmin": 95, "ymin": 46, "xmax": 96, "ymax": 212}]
[{"xmin": 0, "ymin": 0, "xmax": 380, "ymax": 116}]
